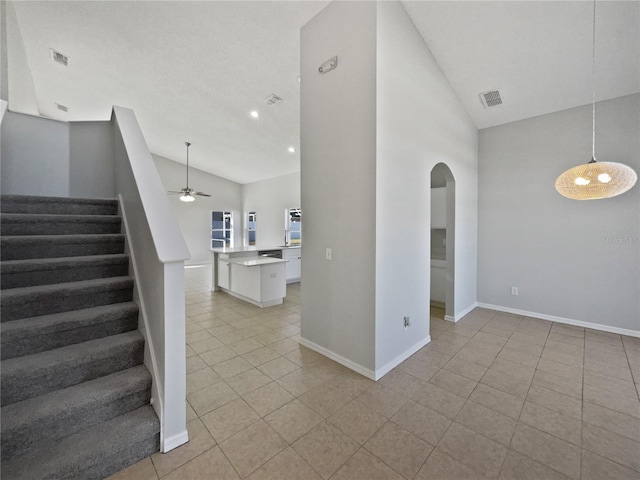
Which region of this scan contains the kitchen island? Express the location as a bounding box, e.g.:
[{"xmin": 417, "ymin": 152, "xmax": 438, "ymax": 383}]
[{"xmin": 211, "ymin": 246, "xmax": 299, "ymax": 308}]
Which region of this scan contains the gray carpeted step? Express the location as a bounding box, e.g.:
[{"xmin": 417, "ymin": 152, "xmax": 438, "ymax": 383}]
[
  {"xmin": 0, "ymin": 405, "xmax": 160, "ymax": 480},
  {"xmin": 1, "ymin": 276, "xmax": 133, "ymax": 321},
  {"xmin": 1, "ymin": 254, "xmax": 130, "ymax": 290},
  {"xmin": 1, "ymin": 302, "xmax": 139, "ymax": 360},
  {"xmin": 1, "ymin": 365, "xmax": 152, "ymax": 460},
  {"xmin": 1, "ymin": 233, "xmax": 125, "ymax": 261},
  {"xmin": 1, "ymin": 330, "xmax": 144, "ymax": 406},
  {"xmin": 0, "ymin": 194, "xmax": 119, "ymax": 216},
  {"xmin": 1, "ymin": 213, "xmax": 122, "ymax": 236}
]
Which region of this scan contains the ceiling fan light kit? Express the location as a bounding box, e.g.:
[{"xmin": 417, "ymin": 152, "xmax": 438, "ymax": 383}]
[
  {"xmin": 555, "ymin": 0, "xmax": 637, "ymax": 200},
  {"xmin": 168, "ymin": 142, "xmax": 212, "ymax": 202}
]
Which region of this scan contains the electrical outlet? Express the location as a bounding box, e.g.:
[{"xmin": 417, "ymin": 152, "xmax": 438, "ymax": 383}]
[
  {"xmin": 403, "ymin": 316, "xmax": 411, "ymax": 329},
  {"xmin": 511, "ymin": 286, "xmax": 519, "ymax": 296},
  {"xmin": 325, "ymin": 248, "xmax": 332, "ymax": 260}
]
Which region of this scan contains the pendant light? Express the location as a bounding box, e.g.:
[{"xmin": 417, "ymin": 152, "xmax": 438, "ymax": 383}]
[{"xmin": 555, "ymin": 0, "xmax": 637, "ymax": 200}]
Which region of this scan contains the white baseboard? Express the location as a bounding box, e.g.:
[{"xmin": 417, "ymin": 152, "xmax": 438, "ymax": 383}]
[
  {"xmin": 477, "ymin": 302, "xmax": 640, "ymax": 338},
  {"xmin": 298, "ymin": 335, "xmax": 432, "ymax": 381},
  {"xmin": 443, "ymin": 302, "xmax": 479, "ymax": 323},
  {"xmin": 219, "ymin": 287, "xmax": 283, "ymax": 308},
  {"xmin": 162, "ymin": 430, "xmax": 189, "ymax": 453},
  {"xmin": 298, "ymin": 337, "xmax": 376, "ymax": 380},
  {"xmin": 374, "ymin": 335, "xmax": 432, "ymax": 380}
]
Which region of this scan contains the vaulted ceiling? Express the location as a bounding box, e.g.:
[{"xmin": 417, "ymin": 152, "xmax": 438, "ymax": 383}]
[{"xmin": 9, "ymin": 1, "xmax": 639, "ymax": 184}]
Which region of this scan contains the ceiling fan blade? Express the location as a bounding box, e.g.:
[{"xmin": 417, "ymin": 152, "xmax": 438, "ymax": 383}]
[
  {"xmin": 168, "ymin": 190, "xmax": 184, "ymax": 194},
  {"xmin": 195, "ymin": 192, "xmax": 211, "ymax": 197}
]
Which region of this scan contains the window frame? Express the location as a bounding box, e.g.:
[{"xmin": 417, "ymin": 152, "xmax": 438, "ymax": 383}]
[{"xmin": 211, "ymin": 210, "xmax": 233, "ymax": 249}]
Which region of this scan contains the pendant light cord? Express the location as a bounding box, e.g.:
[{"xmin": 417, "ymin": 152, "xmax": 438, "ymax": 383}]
[
  {"xmin": 186, "ymin": 142, "xmax": 190, "ymax": 189},
  {"xmin": 591, "ymin": 0, "xmax": 597, "ymax": 162}
]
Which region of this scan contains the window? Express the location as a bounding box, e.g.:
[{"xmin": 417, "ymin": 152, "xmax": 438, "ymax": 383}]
[
  {"xmin": 247, "ymin": 211, "xmax": 257, "ymax": 246},
  {"xmin": 286, "ymin": 208, "xmax": 301, "ymax": 246},
  {"xmin": 211, "ymin": 211, "xmax": 233, "ymax": 248}
]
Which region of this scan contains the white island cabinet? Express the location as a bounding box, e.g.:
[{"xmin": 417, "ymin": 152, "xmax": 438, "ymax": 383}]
[
  {"xmin": 283, "ymin": 247, "xmax": 301, "ymax": 284},
  {"xmin": 228, "ymin": 257, "xmax": 287, "ymax": 308},
  {"xmin": 212, "ymin": 247, "xmax": 291, "ymax": 308},
  {"xmin": 215, "ymin": 253, "xmax": 287, "ymax": 308}
]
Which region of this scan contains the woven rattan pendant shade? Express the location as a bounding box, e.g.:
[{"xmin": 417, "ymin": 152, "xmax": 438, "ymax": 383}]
[
  {"xmin": 554, "ymin": 0, "xmax": 637, "ymax": 200},
  {"xmin": 555, "ymin": 160, "xmax": 638, "ymax": 200}
]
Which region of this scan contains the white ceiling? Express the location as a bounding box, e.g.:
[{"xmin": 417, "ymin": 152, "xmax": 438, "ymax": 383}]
[
  {"xmin": 10, "ymin": 1, "xmax": 639, "ymax": 184},
  {"xmin": 404, "ymin": 0, "xmax": 640, "ymax": 129}
]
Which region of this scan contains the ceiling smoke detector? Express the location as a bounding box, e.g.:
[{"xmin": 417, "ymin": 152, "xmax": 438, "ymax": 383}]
[
  {"xmin": 263, "ymin": 94, "xmax": 283, "ymax": 106},
  {"xmin": 480, "ymin": 90, "xmax": 502, "ymax": 108},
  {"xmin": 50, "ymin": 49, "xmax": 69, "ymax": 67},
  {"xmin": 55, "ymin": 103, "xmax": 68, "ymax": 112}
]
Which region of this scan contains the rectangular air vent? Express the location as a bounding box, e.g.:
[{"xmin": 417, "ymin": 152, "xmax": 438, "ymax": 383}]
[
  {"xmin": 263, "ymin": 94, "xmax": 283, "ymax": 106},
  {"xmin": 480, "ymin": 90, "xmax": 502, "ymax": 108},
  {"xmin": 50, "ymin": 49, "xmax": 69, "ymax": 66},
  {"xmin": 55, "ymin": 103, "xmax": 68, "ymax": 112}
]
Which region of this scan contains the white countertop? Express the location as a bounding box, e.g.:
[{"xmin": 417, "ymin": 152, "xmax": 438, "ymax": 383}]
[
  {"xmin": 212, "ymin": 245, "xmax": 300, "ymax": 254},
  {"xmin": 227, "ymin": 256, "xmax": 288, "ymax": 267}
]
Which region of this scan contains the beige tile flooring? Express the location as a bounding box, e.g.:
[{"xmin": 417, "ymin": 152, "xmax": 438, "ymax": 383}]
[{"xmin": 109, "ymin": 266, "xmax": 640, "ymax": 480}]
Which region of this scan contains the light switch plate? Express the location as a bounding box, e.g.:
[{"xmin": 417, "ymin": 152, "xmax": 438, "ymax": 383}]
[{"xmin": 325, "ymin": 248, "xmax": 332, "ymax": 260}]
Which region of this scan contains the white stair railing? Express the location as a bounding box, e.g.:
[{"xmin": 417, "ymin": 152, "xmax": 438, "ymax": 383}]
[{"xmin": 112, "ymin": 105, "xmax": 190, "ymax": 452}]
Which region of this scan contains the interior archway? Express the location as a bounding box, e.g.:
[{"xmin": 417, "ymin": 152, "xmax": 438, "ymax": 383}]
[{"xmin": 430, "ymin": 163, "xmax": 456, "ymax": 321}]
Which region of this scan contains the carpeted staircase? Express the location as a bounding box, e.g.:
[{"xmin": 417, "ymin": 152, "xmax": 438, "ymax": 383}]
[{"xmin": 0, "ymin": 194, "xmax": 160, "ymax": 480}]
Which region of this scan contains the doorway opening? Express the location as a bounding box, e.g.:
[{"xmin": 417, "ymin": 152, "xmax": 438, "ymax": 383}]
[{"xmin": 430, "ymin": 163, "xmax": 455, "ymax": 321}]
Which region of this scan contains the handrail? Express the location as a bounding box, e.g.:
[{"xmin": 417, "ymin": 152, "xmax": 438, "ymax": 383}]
[
  {"xmin": 111, "ymin": 106, "xmax": 190, "ymax": 263},
  {"xmin": 0, "ymin": 100, "xmax": 8, "ymax": 124}
]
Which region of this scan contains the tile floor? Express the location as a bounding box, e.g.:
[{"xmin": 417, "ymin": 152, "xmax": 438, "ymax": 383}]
[{"xmin": 109, "ymin": 265, "xmax": 640, "ymax": 480}]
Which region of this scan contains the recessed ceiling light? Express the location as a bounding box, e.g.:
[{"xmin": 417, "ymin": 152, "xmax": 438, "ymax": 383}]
[
  {"xmin": 250, "ymin": 110, "xmax": 259, "ymax": 118},
  {"xmin": 288, "ymin": 147, "xmax": 296, "ymax": 153}
]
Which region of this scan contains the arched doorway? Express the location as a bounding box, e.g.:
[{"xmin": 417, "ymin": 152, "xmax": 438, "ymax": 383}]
[{"xmin": 430, "ymin": 163, "xmax": 455, "ymax": 321}]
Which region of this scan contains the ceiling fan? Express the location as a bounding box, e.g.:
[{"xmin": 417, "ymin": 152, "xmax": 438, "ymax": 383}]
[{"xmin": 168, "ymin": 142, "xmax": 211, "ymax": 202}]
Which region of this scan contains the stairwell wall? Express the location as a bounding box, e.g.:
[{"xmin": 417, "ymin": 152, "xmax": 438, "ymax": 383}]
[
  {"xmin": 2, "ymin": 1, "xmax": 38, "ymax": 115},
  {"xmin": 69, "ymin": 121, "xmax": 115, "ymax": 198},
  {"xmin": 1, "ymin": 111, "xmax": 70, "ymax": 196}
]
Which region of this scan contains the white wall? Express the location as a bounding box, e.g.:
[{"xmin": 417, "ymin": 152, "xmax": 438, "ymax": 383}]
[
  {"xmin": 4, "ymin": 1, "xmax": 38, "ymax": 115},
  {"xmin": 375, "ymin": 2, "xmax": 478, "ymax": 372},
  {"xmin": 242, "ymin": 172, "xmax": 300, "ymax": 247},
  {"xmin": 1, "ymin": 1, "xmax": 8, "ymax": 102},
  {"xmin": 153, "ymin": 154, "xmax": 243, "ymax": 265},
  {"xmin": 478, "ymin": 93, "xmax": 640, "ymax": 334},
  {"xmin": 1, "ymin": 111, "xmax": 70, "ymax": 196},
  {"xmin": 69, "ymin": 121, "xmax": 115, "ymax": 198},
  {"xmin": 301, "ymin": 1, "xmax": 378, "ymax": 373}
]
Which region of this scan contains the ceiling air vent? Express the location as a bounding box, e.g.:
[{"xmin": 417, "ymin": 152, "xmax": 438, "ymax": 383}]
[
  {"xmin": 480, "ymin": 89, "xmax": 502, "ymax": 108},
  {"xmin": 263, "ymin": 94, "xmax": 283, "ymax": 106},
  {"xmin": 50, "ymin": 49, "xmax": 69, "ymax": 67},
  {"xmin": 55, "ymin": 103, "xmax": 68, "ymax": 112}
]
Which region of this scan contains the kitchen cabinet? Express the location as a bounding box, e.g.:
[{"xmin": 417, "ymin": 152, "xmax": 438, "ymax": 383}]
[{"xmin": 283, "ymin": 248, "xmax": 301, "ymax": 283}]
